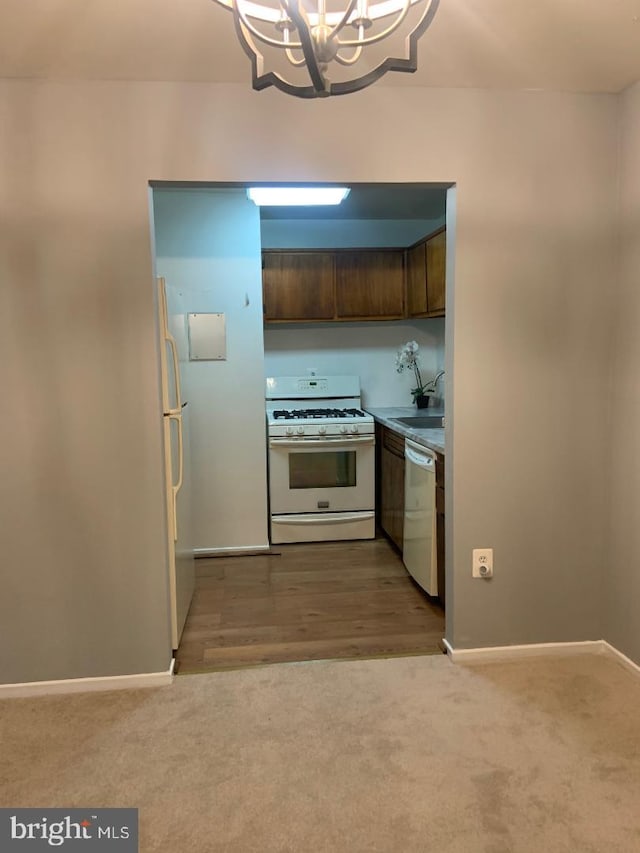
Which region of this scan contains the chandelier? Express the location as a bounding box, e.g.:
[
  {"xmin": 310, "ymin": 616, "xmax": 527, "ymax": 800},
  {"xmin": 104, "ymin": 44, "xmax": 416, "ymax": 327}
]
[{"xmin": 211, "ymin": 0, "xmax": 440, "ymax": 98}]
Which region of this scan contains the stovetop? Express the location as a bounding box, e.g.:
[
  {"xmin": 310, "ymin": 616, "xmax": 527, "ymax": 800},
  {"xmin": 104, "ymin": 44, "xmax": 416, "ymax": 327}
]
[
  {"xmin": 266, "ymin": 407, "xmax": 374, "ymax": 436},
  {"xmin": 272, "ymin": 407, "xmax": 368, "ymax": 421}
]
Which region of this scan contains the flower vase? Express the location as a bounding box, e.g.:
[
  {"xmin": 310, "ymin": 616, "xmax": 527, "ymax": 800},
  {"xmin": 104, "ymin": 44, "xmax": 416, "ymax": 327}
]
[{"xmin": 415, "ymin": 394, "xmax": 430, "ymax": 409}]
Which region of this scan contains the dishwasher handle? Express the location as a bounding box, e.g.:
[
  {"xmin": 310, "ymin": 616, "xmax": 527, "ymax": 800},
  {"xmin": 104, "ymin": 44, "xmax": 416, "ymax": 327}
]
[{"xmin": 405, "ymin": 439, "xmax": 436, "ymax": 470}]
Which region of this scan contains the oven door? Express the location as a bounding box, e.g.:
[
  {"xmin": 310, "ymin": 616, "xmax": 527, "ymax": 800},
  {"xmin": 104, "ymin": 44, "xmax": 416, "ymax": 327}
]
[{"xmin": 268, "ymin": 435, "xmax": 375, "ymax": 515}]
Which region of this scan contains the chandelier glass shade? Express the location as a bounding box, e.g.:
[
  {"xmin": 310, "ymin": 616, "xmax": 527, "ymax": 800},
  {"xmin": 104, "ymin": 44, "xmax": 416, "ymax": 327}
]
[{"xmin": 211, "ymin": 0, "xmax": 440, "ymax": 98}]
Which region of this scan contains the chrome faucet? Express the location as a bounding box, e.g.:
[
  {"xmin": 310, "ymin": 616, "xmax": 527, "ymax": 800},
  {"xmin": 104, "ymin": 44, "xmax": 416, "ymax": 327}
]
[{"xmin": 427, "ymin": 370, "xmax": 445, "ymax": 392}]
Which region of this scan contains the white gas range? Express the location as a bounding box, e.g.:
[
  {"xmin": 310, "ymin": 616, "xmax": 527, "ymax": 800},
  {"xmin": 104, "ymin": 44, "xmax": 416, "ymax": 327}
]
[{"xmin": 266, "ymin": 376, "xmax": 375, "ymax": 544}]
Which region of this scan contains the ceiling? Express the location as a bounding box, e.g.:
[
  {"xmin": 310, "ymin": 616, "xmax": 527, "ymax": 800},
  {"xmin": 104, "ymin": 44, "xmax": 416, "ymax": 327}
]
[{"xmin": 2, "ymin": 1, "xmax": 640, "ymax": 94}]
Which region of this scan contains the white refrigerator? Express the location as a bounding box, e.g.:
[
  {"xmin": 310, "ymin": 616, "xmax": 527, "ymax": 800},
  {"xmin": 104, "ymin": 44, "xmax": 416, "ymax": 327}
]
[{"xmin": 157, "ymin": 277, "xmax": 195, "ymax": 649}]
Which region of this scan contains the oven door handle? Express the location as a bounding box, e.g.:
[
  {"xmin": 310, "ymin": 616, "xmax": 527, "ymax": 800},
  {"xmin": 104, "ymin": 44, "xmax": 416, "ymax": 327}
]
[
  {"xmin": 272, "ymin": 512, "xmax": 375, "ymax": 526},
  {"xmin": 269, "ymin": 436, "xmax": 375, "ymax": 448}
]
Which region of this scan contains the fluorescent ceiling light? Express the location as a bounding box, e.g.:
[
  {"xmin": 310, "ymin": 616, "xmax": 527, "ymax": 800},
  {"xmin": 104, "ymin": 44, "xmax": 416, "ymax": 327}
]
[{"xmin": 247, "ymin": 187, "xmax": 351, "ymax": 206}]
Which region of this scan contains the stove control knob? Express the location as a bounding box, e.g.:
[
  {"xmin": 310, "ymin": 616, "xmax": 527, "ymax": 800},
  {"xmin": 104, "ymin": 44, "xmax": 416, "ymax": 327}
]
[
  {"xmin": 296, "ymin": 426, "xmax": 305, "ymax": 435},
  {"xmin": 318, "ymin": 425, "xmax": 327, "ymax": 435},
  {"xmin": 339, "ymin": 425, "xmax": 348, "ymax": 434},
  {"xmin": 350, "ymin": 425, "xmax": 359, "ymax": 434},
  {"xmin": 286, "ymin": 426, "xmax": 294, "ymax": 436}
]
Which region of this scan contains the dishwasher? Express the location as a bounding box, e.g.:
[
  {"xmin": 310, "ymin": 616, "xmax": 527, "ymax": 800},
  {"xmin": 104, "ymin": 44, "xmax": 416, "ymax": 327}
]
[{"xmin": 402, "ymin": 438, "xmax": 438, "ymax": 596}]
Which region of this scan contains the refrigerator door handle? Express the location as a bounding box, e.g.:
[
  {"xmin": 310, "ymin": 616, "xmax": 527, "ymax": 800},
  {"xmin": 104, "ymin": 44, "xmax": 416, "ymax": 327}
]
[
  {"xmin": 166, "ymin": 330, "xmax": 182, "ymax": 415},
  {"xmin": 168, "ymin": 412, "xmax": 184, "ymax": 541},
  {"xmin": 158, "ymin": 276, "xmax": 183, "ymax": 415}
]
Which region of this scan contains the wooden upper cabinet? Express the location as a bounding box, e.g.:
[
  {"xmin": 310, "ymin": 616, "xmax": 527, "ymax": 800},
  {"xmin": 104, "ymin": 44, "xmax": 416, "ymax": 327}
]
[
  {"xmin": 334, "ymin": 251, "xmax": 405, "ymax": 319},
  {"xmin": 262, "ymin": 233, "xmax": 444, "ymax": 324},
  {"xmin": 406, "ymin": 227, "xmax": 447, "ymax": 318},
  {"xmin": 262, "ymin": 252, "xmax": 335, "ymax": 321},
  {"xmin": 406, "ymin": 241, "xmax": 428, "ymax": 317},
  {"xmin": 426, "ymin": 229, "xmax": 446, "ymax": 316}
]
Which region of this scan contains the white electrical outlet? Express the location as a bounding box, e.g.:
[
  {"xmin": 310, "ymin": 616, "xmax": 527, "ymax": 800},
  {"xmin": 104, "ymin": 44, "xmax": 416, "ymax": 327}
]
[{"xmin": 472, "ymin": 548, "xmax": 493, "ymax": 578}]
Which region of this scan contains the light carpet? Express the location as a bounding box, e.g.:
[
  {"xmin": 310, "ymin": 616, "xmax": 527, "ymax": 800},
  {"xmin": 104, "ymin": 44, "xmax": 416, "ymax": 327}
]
[{"xmin": 1, "ymin": 652, "xmax": 640, "ymax": 852}]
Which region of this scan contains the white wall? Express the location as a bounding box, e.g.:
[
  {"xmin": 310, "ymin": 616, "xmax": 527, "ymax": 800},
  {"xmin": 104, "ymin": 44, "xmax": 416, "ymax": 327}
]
[
  {"xmin": 261, "ymin": 217, "xmax": 445, "ymax": 249},
  {"xmin": 604, "ymin": 81, "xmax": 640, "ymax": 662},
  {"xmin": 153, "ymin": 189, "xmax": 269, "ymax": 552},
  {"xmin": 0, "ymin": 80, "xmax": 620, "ymax": 683},
  {"xmin": 264, "ymin": 319, "xmax": 445, "ymax": 408}
]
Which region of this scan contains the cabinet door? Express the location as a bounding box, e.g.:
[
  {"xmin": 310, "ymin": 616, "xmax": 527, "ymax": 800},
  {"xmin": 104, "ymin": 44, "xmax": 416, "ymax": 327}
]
[
  {"xmin": 406, "ymin": 241, "xmax": 428, "ymax": 317},
  {"xmin": 263, "ymin": 252, "xmax": 335, "ymax": 321},
  {"xmin": 335, "ymin": 251, "xmax": 405, "ymax": 319},
  {"xmin": 426, "ymin": 230, "xmax": 446, "ymax": 316},
  {"xmin": 380, "ymin": 429, "xmax": 405, "ymax": 550}
]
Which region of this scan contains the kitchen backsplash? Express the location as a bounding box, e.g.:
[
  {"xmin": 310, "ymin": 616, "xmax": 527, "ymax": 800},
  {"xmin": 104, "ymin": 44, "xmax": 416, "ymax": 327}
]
[{"xmin": 263, "ymin": 318, "xmax": 445, "ymax": 408}]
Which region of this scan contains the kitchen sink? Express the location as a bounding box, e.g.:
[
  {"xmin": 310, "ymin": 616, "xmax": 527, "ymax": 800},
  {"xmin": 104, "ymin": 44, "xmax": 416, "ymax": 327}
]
[{"xmin": 392, "ymin": 415, "xmax": 445, "ymax": 429}]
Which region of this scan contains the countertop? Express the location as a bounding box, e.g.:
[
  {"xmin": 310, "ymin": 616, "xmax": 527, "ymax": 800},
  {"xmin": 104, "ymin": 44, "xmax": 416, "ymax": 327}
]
[{"xmin": 365, "ymin": 407, "xmax": 446, "ymax": 455}]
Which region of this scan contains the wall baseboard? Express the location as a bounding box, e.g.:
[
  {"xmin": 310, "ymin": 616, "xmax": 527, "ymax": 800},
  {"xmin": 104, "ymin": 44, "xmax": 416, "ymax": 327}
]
[
  {"xmin": 443, "ymin": 639, "xmax": 607, "ymax": 664},
  {"xmin": 194, "ymin": 545, "xmax": 273, "ymax": 558},
  {"xmin": 4, "ymin": 641, "xmax": 638, "ymax": 700},
  {"xmin": 602, "ymin": 641, "xmax": 640, "ymax": 677},
  {"xmin": 443, "ymin": 638, "xmax": 640, "ymax": 678},
  {"xmin": 0, "ymin": 664, "xmax": 174, "ymax": 699}
]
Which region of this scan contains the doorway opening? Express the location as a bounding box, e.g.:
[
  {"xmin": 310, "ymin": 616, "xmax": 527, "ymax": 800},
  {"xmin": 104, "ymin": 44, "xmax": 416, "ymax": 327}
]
[{"xmin": 149, "ymin": 181, "xmax": 455, "ymax": 674}]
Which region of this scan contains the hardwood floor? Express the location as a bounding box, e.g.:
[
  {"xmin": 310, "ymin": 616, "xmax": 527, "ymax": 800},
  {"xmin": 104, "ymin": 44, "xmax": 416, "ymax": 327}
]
[{"xmin": 175, "ymin": 537, "xmax": 445, "ymax": 674}]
